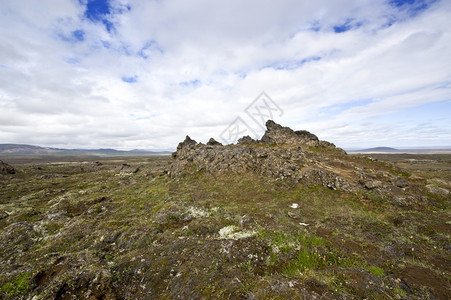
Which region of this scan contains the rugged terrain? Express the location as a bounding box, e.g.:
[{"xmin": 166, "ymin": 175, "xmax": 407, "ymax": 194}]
[{"xmin": 0, "ymin": 121, "xmax": 450, "ymax": 299}]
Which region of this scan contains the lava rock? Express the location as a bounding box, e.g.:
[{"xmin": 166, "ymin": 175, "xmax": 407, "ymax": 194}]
[
  {"xmin": 207, "ymin": 138, "xmax": 222, "ymax": 146},
  {"xmin": 0, "ymin": 160, "xmax": 15, "ymax": 174},
  {"xmin": 238, "ymin": 136, "xmax": 255, "ymax": 144},
  {"xmin": 394, "ymin": 177, "xmax": 408, "ymax": 188}
]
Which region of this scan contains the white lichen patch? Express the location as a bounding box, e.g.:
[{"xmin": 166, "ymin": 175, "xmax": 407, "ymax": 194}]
[
  {"xmin": 218, "ymin": 225, "xmax": 256, "ymax": 240},
  {"xmin": 187, "ymin": 206, "xmax": 210, "ymax": 218},
  {"xmin": 116, "ymin": 172, "xmax": 134, "ymax": 176}
]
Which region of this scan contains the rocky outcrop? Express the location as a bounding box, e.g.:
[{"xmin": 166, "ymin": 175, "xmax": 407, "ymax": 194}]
[
  {"xmin": 0, "ymin": 160, "xmax": 15, "ymax": 175},
  {"xmin": 260, "ymin": 120, "xmax": 344, "ymax": 153},
  {"xmin": 177, "ymin": 136, "xmax": 197, "ymax": 151},
  {"xmin": 168, "ymin": 120, "xmax": 427, "ymax": 203},
  {"xmin": 169, "ymin": 120, "xmax": 355, "ymax": 191}
]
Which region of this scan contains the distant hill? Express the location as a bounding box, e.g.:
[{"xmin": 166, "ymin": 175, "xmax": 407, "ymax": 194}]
[
  {"xmin": 347, "ymin": 147, "xmax": 451, "ymax": 154},
  {"xmin": 0, "ymin": 144, "xmax": 171, "ymax": 156},
  {"xmin": 0, "ymin": 144, "xmax": 60, "ymax": 155},
  {"xmin": 357, "ymin": 147, "xmax": 399, "ymax": 153}
]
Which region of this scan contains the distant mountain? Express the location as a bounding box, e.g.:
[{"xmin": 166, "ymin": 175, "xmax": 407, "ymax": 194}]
[
  {"xmin": 0, "ymin": 144, "xmax": 171, "ymax": 156},
  {"xmin": 358, "ymin": 147, "xmax": 399, "ymax": 152},
  {"xmin": 0, "ymin": 144, "xmax": 60, "ymax": 155}
]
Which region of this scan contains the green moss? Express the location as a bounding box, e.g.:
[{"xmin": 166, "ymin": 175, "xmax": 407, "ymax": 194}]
[
  {"xmin": 1, "ymin": 271, "xmax": 33, "ymax": 298},
  {"xmin": 104, "ymin": 254, "xmax": 113, "ymax": 261},
  {"xmin": 44, "ymin": 221, "xmax": 63, "ymax": 234},
  {"xmin": 394, "ymin": 287, "xmax": 407, "ymax": 298},
  {"xmin": 308, "ymin": 147, "xmax": 322, "ymax": 152}
]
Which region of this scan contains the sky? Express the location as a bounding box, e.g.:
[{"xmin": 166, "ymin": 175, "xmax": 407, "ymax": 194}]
[{"xmin": 0, "ymin": 0, "xmax": 450, "ymax": 150}]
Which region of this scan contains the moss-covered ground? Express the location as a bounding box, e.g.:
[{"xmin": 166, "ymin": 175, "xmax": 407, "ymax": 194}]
[{"xmin": 0, "ymin": 154, "xmax": 449, "ymax": 299}]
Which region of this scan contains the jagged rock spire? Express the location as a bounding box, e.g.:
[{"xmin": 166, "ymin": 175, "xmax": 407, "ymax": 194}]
[
  {"xmin": 260, "ymin": 120, "xmax": 319, "ymax": 146},
  {"xmin": 177, "ymin": 136, "xmax": 197, "ymax": 151},
  {"xmin": 207, "ymin": 138, "xmax": 222, "ymax": 146}
]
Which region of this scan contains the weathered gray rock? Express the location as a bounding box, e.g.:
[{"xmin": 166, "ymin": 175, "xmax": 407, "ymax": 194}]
[
  {"xmin": 173, "ymin": 136, "xmax": 198, "ymax": 158},
  {"xmin": 0, "ymin": 160, "xmax": 15, "ymax": 175},
  {"xmin": 260, "ymin": 120, "xmax": 320, "ymax": 147},
  {"xmin": 294, "ymin": 130, "xmax": 319, "ymax": 142},
  {"xmin": 363, "ymin": 180, "xmax": 383, "ymax": 190},
  {"xmin": 177, "ymin": 136, "xmax": 197, "ymax": 150},
  {"xmin": 394, "ymin": 177, "xmax": 408, "ymax": 188},
  {"xmin": 238, "ymin": 136, "xmax": 255, "ymax": 144},
  {"xmin": 287, "ymin": 211, "xmax": 301, "ymax": 219},
  {"xmin": 207, "ymin": 138, "xmax": 222, "ymax": 146},
  {"xmin": 426, "ymin": 184, "xmax": 449, "ymax": 195}
]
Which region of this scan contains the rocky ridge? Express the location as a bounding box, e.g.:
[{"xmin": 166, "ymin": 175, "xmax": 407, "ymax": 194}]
[{"xmin": 169, "ymin": 120, "xmax": 424, "ymax": 203}]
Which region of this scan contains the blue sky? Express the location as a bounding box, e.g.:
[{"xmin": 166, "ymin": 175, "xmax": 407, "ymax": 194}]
[{"xmin": 0, "ymin": 0, "xmax": 450, "ymax": 150}]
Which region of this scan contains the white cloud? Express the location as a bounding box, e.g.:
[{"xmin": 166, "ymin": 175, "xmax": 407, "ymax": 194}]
[{"xmin": 0, "ymin": 0, "xmax": 450, "ymax": 150}]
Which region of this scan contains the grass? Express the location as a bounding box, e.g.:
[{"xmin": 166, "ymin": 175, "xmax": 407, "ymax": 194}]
[
  {"xmin": 394, "ymin": 287, "xmax": 407, "ymax": 298},
  {"xmin": 368, "ymin": 266, "xmax": 385, "ymax": 277},
  {"xmin": 283, "ymin": 248, "xmax": 326, "ymax": 275},
  {"xmin": 259, "ymin": 230, "xmax": 362, "ymax": 278}
]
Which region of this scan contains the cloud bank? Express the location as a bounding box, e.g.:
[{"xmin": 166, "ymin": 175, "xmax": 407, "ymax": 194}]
[{"xmin": 0, "ymin": 0, "xmax": 450, "ymax": 150}]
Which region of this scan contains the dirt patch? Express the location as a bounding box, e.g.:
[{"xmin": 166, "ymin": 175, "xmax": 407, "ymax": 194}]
[
  {"xmin": 396, "ymin": 264, "xmax": 451, "ymax": 300},
  {"xmin": 433, "ymin": 223, "xmax": 451, "ymax": 235},
  {"xmin": 342, "ymin": 267, "xmax": 384, "ymax": 297}
]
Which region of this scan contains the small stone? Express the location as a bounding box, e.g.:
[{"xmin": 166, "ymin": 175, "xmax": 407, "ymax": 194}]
[
  {"xmin": 288, "ymin": 211, "xmax": 301, "ymax": 219},
  {"xmin": 364, "ymin": 180, "xmax": 382, "ymax": 189},
  {"xmin": 394, "ymin": 177, "xmax": 408, "ymax": 188},
  {"xmin": 239, "ymin": 215, "xmax": 253, "ymax": 227},
  {"xmin": 0, "ymin": 211, "xmax": 8, "ymax": 220}
]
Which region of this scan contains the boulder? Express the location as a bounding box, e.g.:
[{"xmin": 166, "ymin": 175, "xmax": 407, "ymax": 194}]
[
  {"xmin": 0, "ymin": 160, "xmax": 15, "ymax": 175},
  {"xmin": 394, "ymin": 177, "xmax": 408, "ymax": 188},
  {"xmin": 426, "ymin": 184, "xmax": 449, "ymax": 195},
  {"xmin": 364, "ymin": 180, "xmax": 383, "ymax": 190}
]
